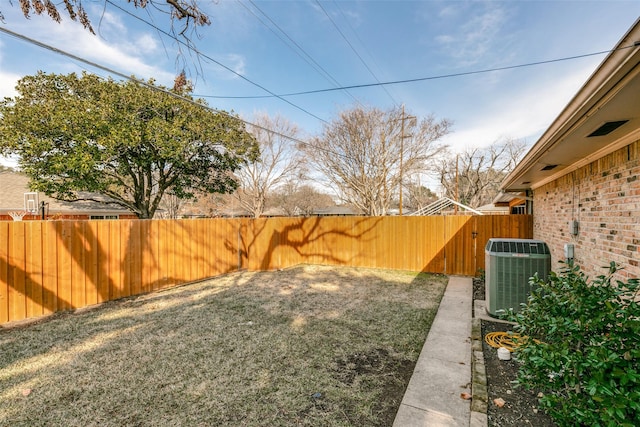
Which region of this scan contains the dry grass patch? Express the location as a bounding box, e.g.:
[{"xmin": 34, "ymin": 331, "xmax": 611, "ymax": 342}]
[{"xmin": 0, "ymin": 265, "xmax": 447, "ymax": 426}]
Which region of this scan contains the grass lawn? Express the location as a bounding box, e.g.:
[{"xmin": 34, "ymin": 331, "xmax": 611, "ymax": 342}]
[{"xmin": 0, "ymin": 265, "xmax": 447, "ymax": 426}]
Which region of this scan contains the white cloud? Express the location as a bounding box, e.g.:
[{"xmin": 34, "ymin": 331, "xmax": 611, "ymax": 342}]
[
  {"xmin": 335, "ymin": 6, "xmax": 363, "ymax": 28},
  {"xmin": 441, "ymin": 64, "xmax": 596, "ymax": 152},
  {"xmin": 226, "ymin": 54, "xmax": 246, "ymax": 76},
  {"xmin": 91, "ymin": 9, "xmax": 161, "ymax": 56},
  {"xmin": 0, "ymin": 70, "xmax": 19, "ymax": 99},
  {"xmin": 0, "ymin": 4, "xmax": 175, "ymax": 85},
  {"xmin": 0, "ymin": 39, "xmax": 20, "ymax": 98},
  {"xmin": 133, "ymin": 33, "xmax": 160, "ymax": 55},
  {"xmin": 94, "ymin": 9, "xmax": 128, "ymax": 34},
  {"xmin": 29, "ymin": 16, "xmax": 174, "ymax": 84},
  {"xmin": 435, "ymin": 4, "xmax": 509, "ymax": 67},
  {"xmin": 93, "ymin": 10, "xmax": 159, "ymax": 57},
  {"xmin": 204, "ymin": 53, "xmax": 246, "ymax": 80},
  {"xmin": 0, "ymin": 154, "xmax": 19, "ymax": 168},
  {"xmin": 435, "ymin": 34, "xmax": 455, "ymax": 44},
  {"xmin": 438, "ymin": 5, "xmax": 458, "ymax": 18}
]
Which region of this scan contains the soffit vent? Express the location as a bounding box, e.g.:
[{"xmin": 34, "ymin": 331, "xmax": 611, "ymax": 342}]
[
  {"xmin": 541, "ymin": 164, "xmax": 558, "ymax": 171},
  {"xmin": 587, "ymin": 120, "xmax": 629, "ymax": 137}
]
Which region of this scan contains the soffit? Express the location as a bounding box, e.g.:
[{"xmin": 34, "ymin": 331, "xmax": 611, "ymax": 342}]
[{"xmin": 502, "ymin": 20, "xmax": 640, "ymax": 192}]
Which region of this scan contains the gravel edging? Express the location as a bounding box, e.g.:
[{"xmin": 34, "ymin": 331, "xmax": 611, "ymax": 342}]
[{"xmin": 470, "ymin": 316, "xmax": 488, "ymax": 426}]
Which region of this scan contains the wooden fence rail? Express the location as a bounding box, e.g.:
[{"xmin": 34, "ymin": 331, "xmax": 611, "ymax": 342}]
[{"xmin": 0, "ymin": 215, "xmax": 532, "ymax": 324}]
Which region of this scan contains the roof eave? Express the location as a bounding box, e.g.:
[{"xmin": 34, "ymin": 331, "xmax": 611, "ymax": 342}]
[{"xmin": 501, "ymin": 18, "xmax": 640, "ymax": 192}]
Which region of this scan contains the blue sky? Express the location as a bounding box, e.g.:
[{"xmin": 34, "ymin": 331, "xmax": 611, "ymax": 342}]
[{"xmin": 1, "ymin": 1, "xmax": 639, "ymax": 169}]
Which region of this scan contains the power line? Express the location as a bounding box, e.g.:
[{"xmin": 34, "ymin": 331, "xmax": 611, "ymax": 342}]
[
  {"xmin": 238, "ymin": 0, "xmax": 361, "ymax": 105},
  {"xmin": 314, "ymin": 0, "xmax": 398, "ymax": 106},
  {"xmin": 104, "ymin": 0, "xmax": 328, "ymax": 124},
  {"xmin": 0, "ymin": 26, "xmax": 351, "ymax": 162},
  {"xmin": 332, "ymin": 0, "xmax": 398, "ymax": 104},
  {"xmin": 196, "ymin": 44, "xmax": 637, "ymax": 100}
]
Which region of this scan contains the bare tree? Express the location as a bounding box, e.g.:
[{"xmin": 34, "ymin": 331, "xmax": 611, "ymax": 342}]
[
  {"xmin": 234, "ymin": 113, "xmax": 305, "ymax": 218},
  {"xmin": 158, "ymin": 193, "xmax": 183, "ymax": 218},
  {"xmin": 3, "ymin": 1, "xmax": 210, "ymax": 36},
  {"xmin": 306, "ymin": 105, "xmax": 451, "ymax": 216},
  {"xmin": 190, "ymin": 192, "xmax": 238, "ymax": 217},
  {"xmin": 270, "ymin": 182, "xmax": 335, "ymax": 216},
  {"xmin": 404, "ymin": 181, "xmax": 438, "ymax": 212},
  {"xmin": 438, "ymin": 138, "xmax": 527, "ymax": 208}
]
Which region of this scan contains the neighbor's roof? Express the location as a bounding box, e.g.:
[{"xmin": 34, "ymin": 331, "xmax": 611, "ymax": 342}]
[
  {"xmin": 501, "ymin": 18, "xmax": 640, "ymax": 192},
  {"xmin": 313, "ymin": 205, "xmax": 358, "ymax": 216},
  {"xmin": 476, "ymin": 203, "xmax": 509, "ymax": 214},
  {"xmin": 0, "ymin": 170, "xmax": 133, "ymax": 214}
]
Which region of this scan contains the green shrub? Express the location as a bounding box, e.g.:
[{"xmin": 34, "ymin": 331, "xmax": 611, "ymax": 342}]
[{"xmin": 512, "ymin": 262, "xmax": 640, "ymax": 426}]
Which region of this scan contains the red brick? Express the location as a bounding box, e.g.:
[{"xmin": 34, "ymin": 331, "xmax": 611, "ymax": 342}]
[{"xmin": 533, "ymin": 139, "xmax": 640, "ymax": 281}]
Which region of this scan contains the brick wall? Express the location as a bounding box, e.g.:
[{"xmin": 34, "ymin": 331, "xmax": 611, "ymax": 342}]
[{"xmin": 533, "ymin": 139, "xmax": 639, "ymax": 281}]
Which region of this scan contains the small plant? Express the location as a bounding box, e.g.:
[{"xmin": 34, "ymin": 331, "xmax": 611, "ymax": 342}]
[{"xmin": 512, "ymin": 262, "xmax": 640, "ymax": 426}]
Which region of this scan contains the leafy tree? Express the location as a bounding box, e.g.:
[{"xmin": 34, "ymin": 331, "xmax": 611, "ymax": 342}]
[
  {"xmin": 437, "ymin": 138, "xmax": 526, "ymax": 208},
  {"xmin": 306, "ymin": 105, "xmax": 451, "ymax": 216},
  {"xmin": 2, "ymin": 0, "xmax": 209, "ymax": 35},
  {"xmin": 0, "ymin": 71, "xmax": 258, "ymax": 219}
]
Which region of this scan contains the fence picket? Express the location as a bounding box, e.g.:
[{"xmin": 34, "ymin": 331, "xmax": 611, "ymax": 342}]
[
  {"xmin": 70, "ymin": 221, "xmax": 86, "ymax": 308},
  {"xmin": 0, "ymin": 215, "xmax": 531, "ymax": 324},
  {"xmin": 25, "ymin": 221, "xmax": 43, "ymax": 318},
  {"xmin": 9, "ymin": 222, "xmax": 26, "ymax": 321},
  {"xmin": 0, "ymin": 222, "xmax": 7, "ymax": 323}
]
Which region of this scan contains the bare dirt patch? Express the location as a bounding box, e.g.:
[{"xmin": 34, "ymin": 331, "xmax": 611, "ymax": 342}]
[
  {"xmin": 473, "ymin": 278, "xmax": 556, "ymax": 427},
  {"xmin": 0, "ymin": 265, "xmax": 447, "ymax": 426}
]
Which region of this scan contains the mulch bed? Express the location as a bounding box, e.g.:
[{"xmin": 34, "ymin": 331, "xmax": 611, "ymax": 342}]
[{"xmin": 473, "ymin": 278, "xmax": 557, "ymax": 427}]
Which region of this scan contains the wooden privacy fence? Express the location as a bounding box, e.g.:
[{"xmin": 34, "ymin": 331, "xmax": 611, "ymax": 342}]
[{"xmin": 0, "ymin": 215, "xmax": 532, "ymax": 324}]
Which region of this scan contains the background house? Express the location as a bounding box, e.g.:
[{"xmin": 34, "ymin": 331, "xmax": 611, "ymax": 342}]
[
  {"xmin": 500, "ymin": 18, "xmax": 640, "ymax": 280},
  {"xmin": 0, "ymin": 170, "xmax": 137, "ymax": 220},
  {"xmin": 491, "ymin": 192, "xmax": 527, "ymax": 215}
]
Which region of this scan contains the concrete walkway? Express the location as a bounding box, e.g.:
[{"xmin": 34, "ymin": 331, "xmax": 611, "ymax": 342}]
[{"xmin": 394, "ymin": 276, "xmax": 473, "ymax": 427}]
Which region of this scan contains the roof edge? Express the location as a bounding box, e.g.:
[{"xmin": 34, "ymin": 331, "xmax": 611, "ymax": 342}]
[{"xmin": 502, "ymin": 18, "xmax": 640, "ymax": 191}]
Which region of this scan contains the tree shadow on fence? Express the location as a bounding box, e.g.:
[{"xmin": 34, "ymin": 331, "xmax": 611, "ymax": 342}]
[
  {"xmin": 413, "ymin": 214, "xmax": 534, "ymax": 279},
  {"xmin": 0, "ymin": 219, "xmax": 186, "ymax": 324},
  {"xmin": 0, "ymin": 215, "xmax": 532, "ymax": 325},
  {"xmin": 238, "ymin": 216, "xmax": 383, "ymax": 272}
]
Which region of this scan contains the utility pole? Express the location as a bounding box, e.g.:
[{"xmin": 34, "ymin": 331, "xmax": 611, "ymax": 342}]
[
  {"xmin": 400, "ymin": 105, "xmax": 405, "ymax": 216},
  {"xmin": 455, "ymin": 153, "xmax": 459, "ymax": 214},
  {"xmin": 399, "ymin": 105, "xmax": 415, "ymax": 216}
]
